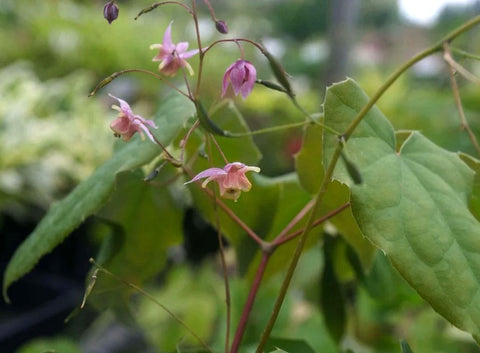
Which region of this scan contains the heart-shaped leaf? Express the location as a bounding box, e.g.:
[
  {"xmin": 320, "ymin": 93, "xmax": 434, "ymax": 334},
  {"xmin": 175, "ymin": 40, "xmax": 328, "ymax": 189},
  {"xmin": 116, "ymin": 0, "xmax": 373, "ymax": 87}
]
[{"xmin": 323, "ymin": 78, "xmax": 480, "ymax": 342}]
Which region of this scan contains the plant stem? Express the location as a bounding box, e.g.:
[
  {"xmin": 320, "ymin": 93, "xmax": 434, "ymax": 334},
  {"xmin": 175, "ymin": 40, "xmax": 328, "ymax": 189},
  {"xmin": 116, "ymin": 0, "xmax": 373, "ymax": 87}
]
[
  {"xmin": 229, "ymin": 121, "xmax": 309, "ymax": 137},
  {"xmin": 255, "ymin": 14, "xmax": 480, "ymax": 353},
  {"xmin": 183, "ymin": 167, "xmax": 266, "ymax": 248},
  {"xmin": 273, "ymin": 203, "xmax": 350, "ymax": 247},
  {"xmin": 88, "ymin": 68, "xmax": 191, "ymax": 100},
  {"xmin": 134, "ymin": 1, "xmax": 193, "ymax": 20},
  {"xmin": 450, "ymin": 46, "xmax": 480, "ymax": 61},
  {"xmin": 89, "ymin": 259, "xmax": 213, "ymax": 353},
  {"xmin": 230, "ymin": 253, "xmax": 270, "ymax": 353},
  {"xmin": 444, "ymin": 43, "xmax": 480, "ymax": 156}
]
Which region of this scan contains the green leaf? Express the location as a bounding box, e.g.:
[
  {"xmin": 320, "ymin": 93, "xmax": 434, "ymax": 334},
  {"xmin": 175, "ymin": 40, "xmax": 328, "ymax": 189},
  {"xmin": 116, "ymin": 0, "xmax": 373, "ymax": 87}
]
[
  {"xmin": 265, "ymin": 337, "xmax": 316, "ymax": 353},
  {"xmin": 323, "ymin": 78, "xmax": 480, "ymax": 341},
  {"xmin": 3, "ymin": 93, "xmax": 194, "ymax": 301},
  {"xmin": 295, "ymin": 121, "xmax": 375, "ymax": 268},
  {"xmin": 295, "ymin": 123, "xmax": 324, "ymax": 194},
  {"xmin": 88, "ymin": 170, "xmax": 183, "ymax": 317},
  {"xmin": 400, "ymin": 340, "xmax": 414, "ymax": 353},
  {"xmin": 320, "ymin": 237, "xmax": 346, "ymax": 343},
  {"xmin": 459, "ymin": 152, "xmax": 480, "ymax": 221},
  {"xmin": 16, "ymin": 337, "xmax": 80, "ymax": 353}
]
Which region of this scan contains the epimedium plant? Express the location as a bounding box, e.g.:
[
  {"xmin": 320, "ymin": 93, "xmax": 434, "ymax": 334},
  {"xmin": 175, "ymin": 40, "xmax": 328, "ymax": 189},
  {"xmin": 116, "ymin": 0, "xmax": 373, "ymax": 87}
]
[{"xmin": 4, "ymin": 1, "xmax": 480, "ymax": 352}]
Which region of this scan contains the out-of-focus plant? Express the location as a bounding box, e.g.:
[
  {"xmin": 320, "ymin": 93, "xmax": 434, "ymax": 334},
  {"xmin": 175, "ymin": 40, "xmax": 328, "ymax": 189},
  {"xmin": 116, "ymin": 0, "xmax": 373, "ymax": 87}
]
[{"xmin": 0, "ymin": 63, "xmax": 111, "ymax": 215}]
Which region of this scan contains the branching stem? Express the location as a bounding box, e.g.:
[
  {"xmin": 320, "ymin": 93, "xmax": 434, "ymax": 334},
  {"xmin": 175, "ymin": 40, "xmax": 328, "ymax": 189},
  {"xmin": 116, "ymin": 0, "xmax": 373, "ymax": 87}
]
[{"xmin": 255, "ymin": 14, "xmax": 480, "ymax": 353}]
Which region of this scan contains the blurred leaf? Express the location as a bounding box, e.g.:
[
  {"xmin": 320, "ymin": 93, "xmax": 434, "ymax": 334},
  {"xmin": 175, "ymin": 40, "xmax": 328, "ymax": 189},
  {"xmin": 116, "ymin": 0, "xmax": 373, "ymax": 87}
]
[
  {"xmin": 400, "ymin": 340, "xmax": 414, "ymax": 353},
  {"xmin": 323, "ymin": 78, "xmax": 480, "ymax": 342},
  {"xmin": 295, "ymin": 123, "xmax": 324, "ymax": 194},
  {"xmin": 138, "ymin": 266, "xmax": 220, "ymax": 352},
  {"xmin": 363, "ymin": 251, "xmax": 398, "ymax": 304},
  {"xmin": 16, "ymin": 337, "xmax": 80, "ymax": 353},
  {"xmin": 459, "ymin": 152, "xmax": 480, "ymax": 221},
  {"xmin": 89, "ymin": 170, "xmax": 183, "ymax": 318},
  {"xmin": 320, "ymin": 237, "xmax": 346, "ymax": 343},
  {"xmin": 3, "ymin": 93, "xmax": 194, "ymax": 300},
  {"xmin": 265, "ymin": 337, "xmax": 315, "ymax": 353}
]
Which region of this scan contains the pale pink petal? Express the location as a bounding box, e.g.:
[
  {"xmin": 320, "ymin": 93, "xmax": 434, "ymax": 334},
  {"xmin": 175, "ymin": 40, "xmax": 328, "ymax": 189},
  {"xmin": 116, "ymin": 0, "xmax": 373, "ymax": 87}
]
[
  {"xmin": 175, "ymin": 41, "xmax": 189, "ymax": 54},
  {"xmin": 180, "ymin": 48, "xmax": 199, "ymax": 59},
  {"xmin": 240, "ymin": 63, "xmax": 257, "ymax": 99},
  {"xmin": 110, "ymin": 116, "xmax": 131, "ymax": 135},
  {"xmin": 185, "ymin": 168, "xmax": 227, "ymax": 184},
  {"xmin": 137, "ymin": 121, "xmax": 156, "ymax": 143},
  {"xmin": 230, "ymin": 65, "xmax": 246, "ymax": 96},
  {"xmin": 144, "ymin": 118, "xmax": 158, "ymax": 129},
  {"xmin": 162, "ymin": 21, "xmax": 175, "ymax": 52},
  {"xmin": 108, "ymin": 94, "xmax": 133, "ymax": 118}
]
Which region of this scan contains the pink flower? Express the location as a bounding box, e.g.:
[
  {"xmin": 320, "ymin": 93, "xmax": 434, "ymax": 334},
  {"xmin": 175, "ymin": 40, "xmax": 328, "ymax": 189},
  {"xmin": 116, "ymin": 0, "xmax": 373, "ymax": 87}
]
[
  {"xmin": 150, "ymin": 21, "xmax": 199, "ymax": 76},
  {"xmin": 186, "ymin": 162, "xmax": 261, "ymax": 201},
  {"xmin": 108, "ymin": 94, "xmax": 158, "ymax": 143},
  {"xmin": 222, "ymin": 60, "xmax": 257, "ymax": 99}
]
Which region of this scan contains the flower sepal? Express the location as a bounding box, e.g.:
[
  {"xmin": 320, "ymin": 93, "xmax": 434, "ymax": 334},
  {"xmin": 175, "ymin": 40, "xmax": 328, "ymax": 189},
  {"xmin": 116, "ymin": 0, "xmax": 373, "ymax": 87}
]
[{"xmin": 186, "ymin": 162, "xmax": 260, "ymax": 201}]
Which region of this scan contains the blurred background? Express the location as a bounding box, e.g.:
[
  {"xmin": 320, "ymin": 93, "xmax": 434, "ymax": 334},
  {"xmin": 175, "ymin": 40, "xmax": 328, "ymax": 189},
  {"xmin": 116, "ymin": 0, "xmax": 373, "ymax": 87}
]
[{"xmin": 2, "ymin": 0, "xmax": 480, "ymax": 352}]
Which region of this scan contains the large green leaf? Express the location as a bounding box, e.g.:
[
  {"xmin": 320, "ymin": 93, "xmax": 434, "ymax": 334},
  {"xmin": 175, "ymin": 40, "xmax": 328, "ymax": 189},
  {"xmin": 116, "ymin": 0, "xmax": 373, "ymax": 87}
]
[
  {"xmin": 295, "ymin": 122, "xmax": 375, "ymax": 268},
  {"xmin": 88, "ymin": 170, "xmax": 184, "ymax": 317},
  {"xmin": 323, "ymin": 78, "xmax": 480, "ymax": 341},
  {"xmin": 3, "ymin": 93, "xmax": 195, "ymax": 300}
]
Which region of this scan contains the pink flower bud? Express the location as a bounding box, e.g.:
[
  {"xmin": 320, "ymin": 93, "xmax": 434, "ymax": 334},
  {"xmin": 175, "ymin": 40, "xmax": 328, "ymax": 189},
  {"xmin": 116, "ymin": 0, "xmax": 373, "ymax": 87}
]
[
  {"xmin": 103, "ymin": 1, "xmax": 119, "ymax": 24},
  {"xmin": 222, "ymin": 60, "xmax": 257, "ymax": 99},
  {"xmin": 215, "ymin": 20, "xmax": 228, "ymax": 34}
]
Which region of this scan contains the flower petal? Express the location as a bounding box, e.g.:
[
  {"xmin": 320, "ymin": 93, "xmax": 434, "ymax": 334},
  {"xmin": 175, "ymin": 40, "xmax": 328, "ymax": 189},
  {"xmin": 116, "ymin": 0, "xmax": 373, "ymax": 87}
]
[
  {"xmin": 185, "ymin": 168, "xmax": 227, "ymax": 184},
  {"xmin": 162, "ymin": 21, "xmax": 175, "ymax": 52},
  {"xmin": 137, "ymin": 121, "xmax": 156, "ymax": 143},
  {"xmin": 175, "ymin": 41, "xmax": 189, "ymax": 54},
  {"xmin": 181, "ymin": 48, "xmax": 200, "ymax": 59},
  {"xmin": 108, "ymin": 94, "xmax": 133, "ymax": 118}
]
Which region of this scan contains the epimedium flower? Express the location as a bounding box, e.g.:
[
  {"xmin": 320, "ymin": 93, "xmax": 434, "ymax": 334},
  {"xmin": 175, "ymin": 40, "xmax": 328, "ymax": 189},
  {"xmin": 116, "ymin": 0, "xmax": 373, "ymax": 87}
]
[
  {"xmin": 222, "ymin": 60, "xmax": 257, "ymax": 99},
  {"xmin": 150, "ymin": 21, "xmax": 199, "ymax": 77},
  {"xmin": 108, "ymin": 94, "xmax": 158, "ymax": 143},
  {"xmin": 186, "ymin": 162, "xmax": 261, "ymax": 201}
]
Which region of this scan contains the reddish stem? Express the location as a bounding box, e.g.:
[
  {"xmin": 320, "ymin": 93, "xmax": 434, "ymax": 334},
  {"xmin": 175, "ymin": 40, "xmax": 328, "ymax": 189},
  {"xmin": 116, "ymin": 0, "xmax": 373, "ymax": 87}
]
[
  {"xmin": 230, "ymin": 253, "xmax": 270, "ymax": 353},
  {"xmin": 273, "ymin": 199, "xmax": 315, "ymax": 242},
  {"xmin": 273, "ymin": 203, "xmax": 350, "ymax": 247},
  {"xmin": 183, "ymin": 167, "xmax": 266, "ymax": 247}
]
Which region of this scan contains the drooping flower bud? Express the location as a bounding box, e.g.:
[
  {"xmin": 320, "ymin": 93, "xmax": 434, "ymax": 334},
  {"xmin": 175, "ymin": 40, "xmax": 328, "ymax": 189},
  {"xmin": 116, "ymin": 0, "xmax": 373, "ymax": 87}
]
[
  {"xmin": 215, "ymin": 20, "xmax": 228, "ymax": 34},
  {"xmin": 103, "ymin": 1, "xmax": 119, "ymax": 24},
  {"xmin": 222, "ymin": 60, "xmax": 257, "ymax": 99}
]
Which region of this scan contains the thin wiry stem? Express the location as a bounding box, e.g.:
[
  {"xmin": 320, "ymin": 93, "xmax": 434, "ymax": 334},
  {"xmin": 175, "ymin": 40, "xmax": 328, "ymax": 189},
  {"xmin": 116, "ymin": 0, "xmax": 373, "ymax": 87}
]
[
  {"xmin": 134, "ymin": 1, "xmax": 192, "ymax": 20},
  {"xmin": 206, "ymin": 136, "xmax": 232, "ymax": 353},
  {"xmin": 444, "ymin": 42, "xmax": 480, "ymax": 156},
  {"xmin": 89, "ymin": 68, "xmax": 191, "ymax": 100},
  {"xmin": 443, "ymin": 46, "xmax": 480, "ymax": 84},
  {"xmin": 209, "ymin": 134, "xmax": 229, "ymax": 164},
  {"xmin": 183, "ymin": 167, "xmax": 266, "ymax": 248},
  {"xmin": 88, "ymin": 259, "xmax": 213, "ymax": 353},
  {"xmin": 272, "ymin": 203, "xmax": 350, "ymax": 247},
  {"xmin": 230, "ymin": 253, "xmax": 270, "ymax": 353}
]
